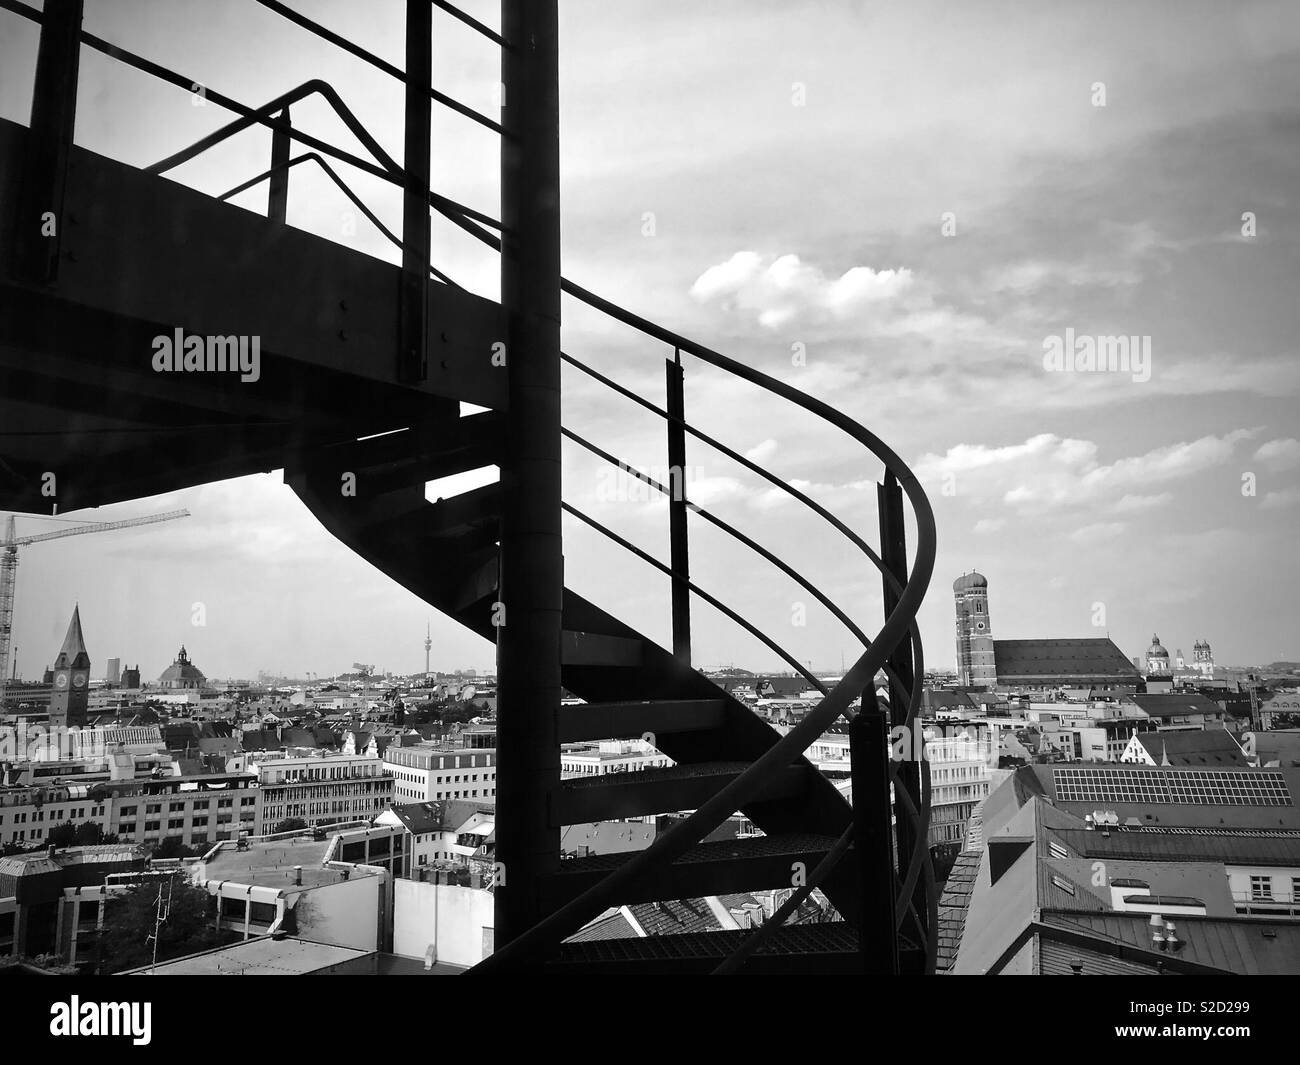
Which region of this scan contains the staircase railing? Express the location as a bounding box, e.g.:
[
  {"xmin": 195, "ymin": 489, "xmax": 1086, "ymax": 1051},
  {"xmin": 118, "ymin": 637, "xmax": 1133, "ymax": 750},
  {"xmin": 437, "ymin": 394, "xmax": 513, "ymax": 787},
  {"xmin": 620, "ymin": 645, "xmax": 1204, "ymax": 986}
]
[{"xmin": 0, "ymin": 0, "xmax": 939, "ymax": 972}]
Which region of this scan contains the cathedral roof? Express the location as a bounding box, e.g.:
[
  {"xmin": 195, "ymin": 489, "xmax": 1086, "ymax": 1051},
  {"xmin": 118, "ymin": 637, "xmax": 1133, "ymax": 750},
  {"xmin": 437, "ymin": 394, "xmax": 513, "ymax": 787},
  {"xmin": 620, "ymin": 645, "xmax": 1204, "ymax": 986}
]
[{"xmin": 952, "ymin": 572, "xmax": 987, "ymax": 592}]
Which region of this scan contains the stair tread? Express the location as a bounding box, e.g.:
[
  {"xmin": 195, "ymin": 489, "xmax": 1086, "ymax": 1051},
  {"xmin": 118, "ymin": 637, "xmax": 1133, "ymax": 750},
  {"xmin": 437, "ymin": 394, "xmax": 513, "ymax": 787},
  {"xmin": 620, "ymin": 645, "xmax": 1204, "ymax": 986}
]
[
  {"xmin": 560, "ymin": 760, "xmax": 753, "ymax": 790},
  {"xmin": 557, "ymin": 832, "xmax": 840, "ymax": 873},
  {"xmin": 556, "ymin": 921, "xmax": 858, "ymax": 963},
  {"xmin": 558, "ymin": 698, "xmax": 725, "ymax": 743}
]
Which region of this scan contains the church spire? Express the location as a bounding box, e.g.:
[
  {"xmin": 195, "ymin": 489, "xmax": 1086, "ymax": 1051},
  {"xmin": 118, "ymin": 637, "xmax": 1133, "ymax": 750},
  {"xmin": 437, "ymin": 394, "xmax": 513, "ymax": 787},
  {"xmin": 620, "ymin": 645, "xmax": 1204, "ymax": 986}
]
[{"xmin": 54, "ymin": 604, "xmax": 90, "ymax": 669}]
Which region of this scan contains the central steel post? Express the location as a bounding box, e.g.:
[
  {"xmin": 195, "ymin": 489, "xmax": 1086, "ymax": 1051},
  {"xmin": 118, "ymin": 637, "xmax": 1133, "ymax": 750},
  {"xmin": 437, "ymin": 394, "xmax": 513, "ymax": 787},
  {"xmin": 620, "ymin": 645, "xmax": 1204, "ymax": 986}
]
[{"xmin": 494, "ymin": 0, "xmax": 563, "ymax": 951}]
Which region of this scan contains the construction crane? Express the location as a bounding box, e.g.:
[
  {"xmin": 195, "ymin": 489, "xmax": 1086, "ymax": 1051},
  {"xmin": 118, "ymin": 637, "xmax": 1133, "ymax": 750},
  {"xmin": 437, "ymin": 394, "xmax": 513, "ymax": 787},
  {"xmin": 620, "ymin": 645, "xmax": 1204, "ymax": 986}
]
[{"xmin": 0, "ymin": 509, "xmax": 190, "ymax": 705}]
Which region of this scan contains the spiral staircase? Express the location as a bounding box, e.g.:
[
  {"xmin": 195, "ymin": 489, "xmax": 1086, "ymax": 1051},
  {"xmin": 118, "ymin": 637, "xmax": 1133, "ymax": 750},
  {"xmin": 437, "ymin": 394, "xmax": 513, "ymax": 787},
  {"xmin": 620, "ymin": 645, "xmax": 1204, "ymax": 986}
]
[{"xmin": 0, "ymin": 0, "xmax": 937, "ymax": 974}]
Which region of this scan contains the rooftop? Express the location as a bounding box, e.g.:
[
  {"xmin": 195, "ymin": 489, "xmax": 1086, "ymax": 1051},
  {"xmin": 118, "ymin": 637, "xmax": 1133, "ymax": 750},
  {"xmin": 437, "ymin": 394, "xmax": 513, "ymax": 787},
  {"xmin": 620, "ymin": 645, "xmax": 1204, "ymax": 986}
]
[
  {"xmin": 127, "ymin": 935, "xmax": 367, "ymax": 975},
  {"xmin": 993, "ymin": 639, "xmax": 1142, "ymax": 682},
  {"xmin": 200, "ymin": 836, "xmax": 374, "ymax": 890},
  {"xmin": 1130, "ymin": 728, "xmax": 1247, "ymax": 767}
]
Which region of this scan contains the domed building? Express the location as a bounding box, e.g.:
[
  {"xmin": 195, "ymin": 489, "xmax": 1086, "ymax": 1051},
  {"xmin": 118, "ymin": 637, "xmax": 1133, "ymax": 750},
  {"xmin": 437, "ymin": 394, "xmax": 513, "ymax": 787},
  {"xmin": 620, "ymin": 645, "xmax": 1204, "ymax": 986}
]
[
  {"xmin": 158, "ymin": 645, "xmax": 207, "ymax": 689},
  {"xmin": 1145, "ymin": 634, "xmax": 1171, "ymax": 676}
]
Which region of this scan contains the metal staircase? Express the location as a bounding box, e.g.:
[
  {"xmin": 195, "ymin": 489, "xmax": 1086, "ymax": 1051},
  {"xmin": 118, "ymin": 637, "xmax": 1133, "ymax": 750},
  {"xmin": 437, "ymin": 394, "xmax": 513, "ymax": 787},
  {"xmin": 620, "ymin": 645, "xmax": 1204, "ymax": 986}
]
[{"xmin": 0, "ymin": 0, "xmax": 937, "ymax": 974}]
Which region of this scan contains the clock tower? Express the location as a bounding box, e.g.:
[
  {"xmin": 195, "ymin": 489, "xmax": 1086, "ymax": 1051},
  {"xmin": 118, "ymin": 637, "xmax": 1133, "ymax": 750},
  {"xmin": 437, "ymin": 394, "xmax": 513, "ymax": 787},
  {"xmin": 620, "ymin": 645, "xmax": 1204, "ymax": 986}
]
[{"xmin": 49, "ymin": 604, "xmax": 91, "ymax": 729}]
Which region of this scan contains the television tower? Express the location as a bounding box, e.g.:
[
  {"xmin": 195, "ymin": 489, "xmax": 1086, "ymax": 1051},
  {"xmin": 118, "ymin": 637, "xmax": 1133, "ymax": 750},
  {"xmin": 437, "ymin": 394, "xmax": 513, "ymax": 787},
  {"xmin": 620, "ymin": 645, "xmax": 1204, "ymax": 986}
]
[{"xmin": 424, "ymin": 621, "xmax": 432, "ymax": 677}]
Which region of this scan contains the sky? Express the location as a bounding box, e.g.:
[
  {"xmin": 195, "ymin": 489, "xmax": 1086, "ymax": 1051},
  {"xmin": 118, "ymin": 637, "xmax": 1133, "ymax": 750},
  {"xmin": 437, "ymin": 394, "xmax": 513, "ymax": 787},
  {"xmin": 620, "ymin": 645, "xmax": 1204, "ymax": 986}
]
[{"xmin": 1, "ymin": 0, "xmax": 1298, "ymax": 682}]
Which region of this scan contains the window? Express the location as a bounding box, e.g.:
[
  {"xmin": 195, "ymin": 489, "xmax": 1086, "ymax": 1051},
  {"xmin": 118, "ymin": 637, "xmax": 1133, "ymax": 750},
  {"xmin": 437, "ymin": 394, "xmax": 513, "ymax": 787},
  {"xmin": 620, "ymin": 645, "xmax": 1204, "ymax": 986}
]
[
  {"xmin": 1251, "ymin": 875, "xmax": 1273, "ymax": 901},
  {"xmin": 120, "ymin": 806, "xmax": 137, "ymax": 816}
]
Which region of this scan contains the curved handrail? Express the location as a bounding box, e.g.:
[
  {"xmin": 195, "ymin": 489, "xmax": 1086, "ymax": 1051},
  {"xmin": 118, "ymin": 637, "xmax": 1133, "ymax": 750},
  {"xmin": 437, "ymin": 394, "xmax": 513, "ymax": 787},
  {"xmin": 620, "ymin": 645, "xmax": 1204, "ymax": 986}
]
[
  {"xmin": 472, "ymin": 328, "xmax": 937, "ymax": 970},
  {"xmin": 562, "ymin": 428, "xmax": 874, "ymax": 652},
  {"xmin": 561, "ymin": 344, "xmax": 932, "ymax": 716},
  {"xmin": 563, "ymin": 504, "xmax": 826, "ymax": 694},
  {"xmin": 561, "ymin": 425, "xmax": 924, "ymax": 708}
]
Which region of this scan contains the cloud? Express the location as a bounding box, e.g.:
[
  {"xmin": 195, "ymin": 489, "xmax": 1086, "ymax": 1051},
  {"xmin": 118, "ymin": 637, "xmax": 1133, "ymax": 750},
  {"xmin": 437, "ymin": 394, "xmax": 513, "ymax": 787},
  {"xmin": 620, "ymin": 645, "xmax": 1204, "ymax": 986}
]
[
  {"xmin": 1260, "ymin": 487, "xmax": 1300, "ymax": 510},
  {"xmin": 744, "ymin": 438, "xmax": 780, "ymax": 463},
  {"xmin": 973, "ymin": 518, "xmax": 1005, "ymax": 534},
  {"xmin": 690, "ymin": 251, "xmax": 914, "ymax": 329},
  {"xmin": 1253, "ymin": 438, "xmax": 1300, "ymax": 470},
  {"xmin": 915, "ymin": 429, "xmax": 1258, "ymax": 514},
  {"xmin": 1112, "ymin": 493, "xmax": 1175, "ymax": 513},
  {"xmin": 1070, "ymin": 522, "xmax": 1126, "ymax": 542}
]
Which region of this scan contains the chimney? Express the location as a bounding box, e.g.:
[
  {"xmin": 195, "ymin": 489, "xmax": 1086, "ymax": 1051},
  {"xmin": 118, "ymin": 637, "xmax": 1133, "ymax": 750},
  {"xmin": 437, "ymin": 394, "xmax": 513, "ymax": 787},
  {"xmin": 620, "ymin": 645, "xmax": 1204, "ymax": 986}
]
[
  {"xmin": 47, "ymin": 844, "xmax": 56, "ymax": 860},
  {"xmin": 293, "ymin": 865, "xmax": 302, "ymax": 886}
]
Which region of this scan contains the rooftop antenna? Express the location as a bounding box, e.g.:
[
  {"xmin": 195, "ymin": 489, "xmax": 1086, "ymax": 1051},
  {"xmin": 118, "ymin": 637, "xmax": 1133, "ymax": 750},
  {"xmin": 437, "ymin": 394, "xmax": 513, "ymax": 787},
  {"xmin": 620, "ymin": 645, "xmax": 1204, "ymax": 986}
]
[{"xmin": 146, "ymin": 875, "xmax": 175, "ymax": 973}]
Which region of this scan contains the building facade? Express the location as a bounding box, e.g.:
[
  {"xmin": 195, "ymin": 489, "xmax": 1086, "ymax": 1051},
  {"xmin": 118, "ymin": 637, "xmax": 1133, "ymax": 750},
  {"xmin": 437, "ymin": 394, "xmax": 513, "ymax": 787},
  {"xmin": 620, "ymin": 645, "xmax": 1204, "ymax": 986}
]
[
  {"xmin": 253, "ymin": 752, "xmax": 394, "ymax": 829},
  {"xmin": 384, "ymin": 745, "xmax": 497, "ymax": 803}
]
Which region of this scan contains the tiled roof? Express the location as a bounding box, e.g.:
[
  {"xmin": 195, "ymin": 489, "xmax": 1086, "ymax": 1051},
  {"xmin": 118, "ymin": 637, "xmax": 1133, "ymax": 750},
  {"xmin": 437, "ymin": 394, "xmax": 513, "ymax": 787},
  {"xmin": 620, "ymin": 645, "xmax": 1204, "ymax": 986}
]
[
  {"xmin": 564, "ymin": 910, "xmax": 639, "ymax": 943},
  {"xmin": 1130, "ymin": 729, "xmax": 1246, "ymax": 766},
  {"xmin": 1052, "ymin": 828, "xmax": 1300, "ymax": 867},
  {"xmin": 936, "ymin": 850, "xmax": 981, "ymax": 973},
  {"xmin": 1040, "ymin": 912, "xmax": 1300, "ymax": 975},
  {"xmin": 1131, "ymin": 693, "xmax": 1226, "ymax": 719},
  {"xmin": 994, "ymin": 638, "xmax": 1141, "ymax": 681},
  {"xmin": 628, "ymin": 898, "xmax": 726, "ymax": 937}
]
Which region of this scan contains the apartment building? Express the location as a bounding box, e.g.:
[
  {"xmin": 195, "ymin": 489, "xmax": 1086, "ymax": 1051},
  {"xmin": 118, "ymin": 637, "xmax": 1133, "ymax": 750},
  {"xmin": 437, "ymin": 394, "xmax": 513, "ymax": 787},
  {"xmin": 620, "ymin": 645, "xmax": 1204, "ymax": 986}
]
[
  {"xmin": 0, "ymin": 783, "xmax": 108, "ymax": 849},
  {"xmin": 560, "ymin": 739, "xmax": 669, "ymax": 778},
  {"xmin": 100, "ymin": 773, "xmax": 260, "ymax": 847},
  {"xmin": 384, "ymin": 745, "xmax": 497, "ymax": 803},
  {"xmin": 924, "ymin": 726, "xmax": 994, "ymax": 849},
  {"xmin": 0, "ymin": 772, "xmax": 262, "ymax": 851},
  {"xmin": 253, "ymin": 752, "xmax": 394, "ymax": 829}
]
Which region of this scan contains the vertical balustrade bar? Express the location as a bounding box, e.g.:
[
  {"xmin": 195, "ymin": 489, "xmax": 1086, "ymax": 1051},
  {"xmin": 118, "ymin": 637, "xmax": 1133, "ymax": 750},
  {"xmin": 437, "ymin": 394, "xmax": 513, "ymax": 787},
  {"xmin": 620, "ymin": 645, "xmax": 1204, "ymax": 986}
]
[
  {"xmin": 851, "ymin": 685, "xmax": 898, "ymax": 974},
  {"xmin": 878, "ymin": 470, "xmax": 928, "ymax": 965},
  {"xmin": 495, "ymin": 0, "xmax": 562, "ymax": 955},
  {"xmin": 14, "ymin": 0, "xmax": 83, "ymax": 284},
  {"xmin": 397, "ymin": 0, "xmax": 432, "ymax": 383},
  {"xmin": 666, "ymin": 349, "xmax": 691, "ymax": 665},
  {"xmin": 267, "ymin": 107, "xmax": 292, "ymax": 224}
]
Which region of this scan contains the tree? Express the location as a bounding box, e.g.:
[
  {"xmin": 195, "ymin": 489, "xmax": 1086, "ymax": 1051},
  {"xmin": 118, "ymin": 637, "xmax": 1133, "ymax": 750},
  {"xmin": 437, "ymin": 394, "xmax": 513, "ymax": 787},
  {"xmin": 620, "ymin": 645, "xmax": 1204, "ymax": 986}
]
[
  {"xmin": 71, "ymin": 822, "xmax": 118, "ymax": 846},
  {"xmin": 273, "ymin": 817, "xmax": 309, "ymax": 835},
  {"xmin": 150, "ymin": 836, "xmax": 201, "ymax": 859},
  {"xmin": 97, "ymin": 877, "xmax": 230, "ymax": 972}
]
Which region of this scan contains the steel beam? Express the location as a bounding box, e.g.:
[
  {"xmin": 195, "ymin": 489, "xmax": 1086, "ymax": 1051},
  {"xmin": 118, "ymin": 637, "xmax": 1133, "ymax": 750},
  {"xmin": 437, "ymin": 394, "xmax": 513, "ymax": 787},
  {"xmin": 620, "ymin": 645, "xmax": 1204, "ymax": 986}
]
[
  {"xmin": 268, "ymin": 107, "xmax": 292, "ymax": 224},
  {"xmin": 494, "ymin": 0, "xmax": 562, "ymax": 952},
  {"xmin": 398, "ymin": 0, "xmax": 432, "ymax": 383},
  {"xmin": 878, "ymin": 470, "xmax": 928, "ymax": 955},
  {"xmin": 666, "ymin": 350, "xmax": 691, "ymax": 664},
  {"xmin": 852, "ymin": 688, "xmax": 898, "ymax": 974},
  {"xmin": 13, "ymin": 0, "xmax": 83, "ymax": 284}
]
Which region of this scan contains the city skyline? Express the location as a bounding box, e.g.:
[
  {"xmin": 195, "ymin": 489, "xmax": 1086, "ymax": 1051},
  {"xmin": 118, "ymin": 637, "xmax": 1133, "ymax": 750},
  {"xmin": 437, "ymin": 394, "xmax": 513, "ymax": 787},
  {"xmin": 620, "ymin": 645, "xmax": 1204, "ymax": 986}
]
[{"xmin": 2, "ymin": 0, "xmax": 1297, "ymax": 680}]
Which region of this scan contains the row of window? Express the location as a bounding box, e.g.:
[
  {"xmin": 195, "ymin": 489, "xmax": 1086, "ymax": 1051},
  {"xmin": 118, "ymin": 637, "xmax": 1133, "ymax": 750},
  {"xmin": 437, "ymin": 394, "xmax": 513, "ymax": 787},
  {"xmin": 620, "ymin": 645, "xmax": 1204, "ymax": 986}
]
[{"xmin": 1248, "ymin": 875, "xmax": 1300, "ymax": 902}]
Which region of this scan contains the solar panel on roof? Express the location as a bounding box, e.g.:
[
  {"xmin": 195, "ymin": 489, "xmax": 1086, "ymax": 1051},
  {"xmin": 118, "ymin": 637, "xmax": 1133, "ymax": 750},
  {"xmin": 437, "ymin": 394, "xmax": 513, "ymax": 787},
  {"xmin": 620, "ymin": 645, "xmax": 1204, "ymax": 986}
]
[{"xmin": 1053, "ymin": 768, "xmax": 1291, "ymax": 807}]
